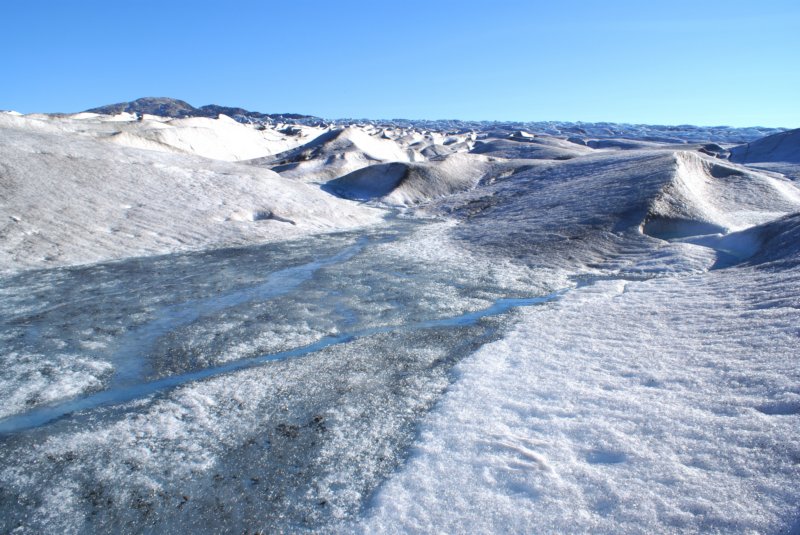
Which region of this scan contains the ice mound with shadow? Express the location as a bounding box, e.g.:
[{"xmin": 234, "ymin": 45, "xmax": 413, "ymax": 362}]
[
  {"xmin": 729, "ymin": 212, "xmax": 800, "ymax": 269},
  {"xmin": 253, "ymin": 126, "xmax": 414, "ymax": 182},
  {"xmin": 729, "ymin": 128, "xmax": 800, "ymax": 165},
  {"xmin": 323, "ymin": 153, "xmax": 505, "ymax": 205},
  {"xmin": 424, "ymin": 149, "xmax": 800, "ymax": 273},
  {"xmin": 640, "ymin": 151, "xmax": 800, "ymax": 240}
]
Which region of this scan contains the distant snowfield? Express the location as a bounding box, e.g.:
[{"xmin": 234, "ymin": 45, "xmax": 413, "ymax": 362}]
[{"xmin": 1, "ymin": 108, "xmax": 799, "ymax": 533}]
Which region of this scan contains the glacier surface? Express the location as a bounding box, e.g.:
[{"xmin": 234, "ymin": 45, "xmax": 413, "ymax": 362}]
[{"xmin": 0, "ymin": 109, "xmax": 799, "ymax": 533}]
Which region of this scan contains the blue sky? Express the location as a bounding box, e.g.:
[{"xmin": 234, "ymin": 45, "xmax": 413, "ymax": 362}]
[{"xmin": 1, "ymin": 0, "xmax": 798, "ymax": 126}]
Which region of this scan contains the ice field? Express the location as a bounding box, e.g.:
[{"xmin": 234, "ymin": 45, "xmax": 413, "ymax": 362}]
[{"xmin": 1, "ymin": 108, "xmax": 799, "ymax": 533}]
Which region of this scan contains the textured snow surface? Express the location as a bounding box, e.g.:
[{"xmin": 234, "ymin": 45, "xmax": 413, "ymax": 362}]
[
  {"xmin": 730, "ymin": 128, "xmax": 800, "ymax": 165},
  {"xmin": 427, "ymin": 150, "xmax": 800, "ymax": 273},
  {"xmin": 0, "ymin": 221, "xmax": 559, "ymax": 534},
  {"xmin": 360, "ymin": 264, "xmax": 800, "ymax": 534},
  {"xmin": 324, "ymin": 153, "xmax": 510, "ymax": 205}
]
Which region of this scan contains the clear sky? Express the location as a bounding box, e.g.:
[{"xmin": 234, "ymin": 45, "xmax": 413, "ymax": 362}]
[{"xmin": 1, "ymin": 0, "xmax": 798, "ymax": 127}]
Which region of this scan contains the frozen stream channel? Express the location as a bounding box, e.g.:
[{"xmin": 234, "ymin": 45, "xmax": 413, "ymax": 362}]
[{"xmin": 0, "ymin": 216, "xmax": 559, "ymax": 533}]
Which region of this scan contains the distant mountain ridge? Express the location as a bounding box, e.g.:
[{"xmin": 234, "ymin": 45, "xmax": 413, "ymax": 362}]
[
  {"xmin": 80, "ymin": 97, "xmax": 789, "ymax": 144},
  {"xmin": 86, "ymin": 97, "xmax": 318, "ymax": 122}
]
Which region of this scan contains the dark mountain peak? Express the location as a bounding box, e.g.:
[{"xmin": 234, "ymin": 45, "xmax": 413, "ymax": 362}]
[
  {"xmin": 87, "ymin": 97, "xmax": 197, "ymax": 118},
  {"xmin": 84, "ymin": 97, "xmax": 319, "ymax": 123}
]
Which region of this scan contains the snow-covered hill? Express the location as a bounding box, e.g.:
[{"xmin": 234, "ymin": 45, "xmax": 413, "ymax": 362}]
[
  {"xmin": 0, "ymin": 113, "xmax": 382, "ymax": 273},
  {"xmin": 252, "ymin": 126, "xmax": 417, "ymax": 183}
]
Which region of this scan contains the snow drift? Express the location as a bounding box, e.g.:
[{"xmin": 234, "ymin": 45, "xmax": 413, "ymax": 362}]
[
  {"xmin": 0, "ymin": 110, "xmax": 322, "ymax": 162},
  {"xmin": 641, "ymin": 151, "xmax": 800, "ymax": 240}
]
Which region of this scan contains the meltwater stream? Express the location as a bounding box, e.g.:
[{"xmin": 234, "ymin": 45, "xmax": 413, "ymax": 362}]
[
  {"xmin": 0, "ymin": 292, "xmax": 562, "ymax": 434},
  {"xmin": 107, "ymin": 237, "xmax": 371, "ymax": 388},
  {"xmin": 0, "ymin": 218, "xmax": 562, "ymax": 435},
  {"xmin": 0, "ymin": 218, "xmax": 564, "ymax": 532}
]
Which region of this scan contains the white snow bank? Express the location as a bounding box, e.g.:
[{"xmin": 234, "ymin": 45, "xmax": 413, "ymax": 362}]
[
  {"xmin": 108, "ymin": 115, "xmax": 281, "ymax": 161},
  {"xmin": 0, "ymin": 111, "xmax": 324, "ymax": 162},
  {"xmin": 642, "ymin": 151, "xmax": 800, "ymax": 239}
]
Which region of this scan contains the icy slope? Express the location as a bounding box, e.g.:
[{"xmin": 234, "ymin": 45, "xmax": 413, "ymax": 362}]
[
  {"xmin": 641, "ymin": 151, "xmax": 800, "ymax": 238},
  {"xmin": 729, "ymin": 128, "xmax": 800, "ymax": 165},
  {"xmin": 469, "ymin": 135, "xmax": 592, "ymax": 160},
  {"xmin": 0, "ymin": 124, "xmax": 383, "ymax": 274},
  {"xmin": 735, "ymin": 212, "xmax": 800, "ymax": 269},
  {"xmin": 427, "ymin": 150, "xmax": 800, "ymax": 271},
  {"xmin": 729, "ymin": 128, "xmax": 800, "ymax": 182}
]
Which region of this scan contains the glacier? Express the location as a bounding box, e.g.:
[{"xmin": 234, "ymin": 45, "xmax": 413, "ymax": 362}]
[{"xmin": 0, "ymin": 107, "xmax": 799, "ymax": 533}]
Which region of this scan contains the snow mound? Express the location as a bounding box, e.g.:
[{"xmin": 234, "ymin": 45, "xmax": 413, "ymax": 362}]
[
  {"xmin": 0, "ymin": 111, "xmax": 324, "ymax": 162},
  {"xmin": 423, "ymin": 150, "xmax": 800, "ymax": 273},
  {"xmin": 470, "ymin": 135, "xmax": 592, "ymax": 160},
  {"xmin": 324, "ymin": 153, "xmax": 494, "ymax": 205},
  {"xmin": 641, "ymin": 151, "xmax": 800, "ymax": 240},
  {"xmin": 726, "ymin": 212, "xmax": 800, "ymax": 268},
  {"xmin": 260, "ymin": 127, "xmax": 414, "ymax": 182},
  {"xmin": 104, "ymin": 114, "xmax": 303, "ymax": 161}
]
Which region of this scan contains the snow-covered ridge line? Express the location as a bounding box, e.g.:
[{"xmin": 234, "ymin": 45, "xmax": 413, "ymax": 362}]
[
  {"xmin": 83, "ymin": 97, "xmax": 791, "ymax": 141},
  {"xmin": 325, "ymin": 118, "xmax": 787, "ymax": 144}
]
